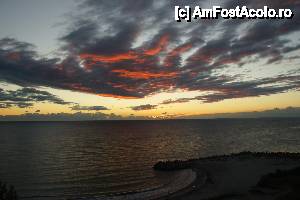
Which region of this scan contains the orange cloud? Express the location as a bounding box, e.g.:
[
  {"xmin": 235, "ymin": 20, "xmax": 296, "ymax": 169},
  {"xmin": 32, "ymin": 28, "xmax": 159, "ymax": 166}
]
[
  {"xmin": 144, "ymin": 34, "xmax": 169, "ymax": 56},
  {"xmin": 169, "ymin": 43, "xmax": 192, "ymax": 57},
  {"xmin": 80, "ymin": 51, "xmax": 138, "ymax": 63},
  {"xmin": 108, "ymin": 82, "xmax": 136, "ymax": 92},
  {"xmin": 98, "ymin": 93, "xmax": 138, "ymax": 99},
  {"xmin": 164, "ymin": 43, "xmax": 192, "ymax": 67},
  {"xmin": 80, "ymin": 35, "xmax": 171, "ymax": 67},
  {"xmin": 112, "ymin": 69, "xmax": 178, "ymax": 79},
  {"xmin": 65, "ymin": 83, "xmax": 94, "ymax": 93}
]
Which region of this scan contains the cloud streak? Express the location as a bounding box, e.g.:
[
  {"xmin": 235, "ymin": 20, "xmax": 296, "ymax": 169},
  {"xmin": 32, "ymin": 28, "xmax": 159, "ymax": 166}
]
[
  {"xmin": 131, "ymin": 104, "xmax": 158, "ymax": 111},
  {"xmin": 71, "ymin": 105, "xmax": 109, "ymax": 111},
  {"xmin": 0, "ymin": 88, "xmax": 72, "ymax": 108}
]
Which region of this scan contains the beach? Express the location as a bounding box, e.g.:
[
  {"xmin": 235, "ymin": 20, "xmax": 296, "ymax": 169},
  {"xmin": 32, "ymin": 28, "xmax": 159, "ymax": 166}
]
[
  {"xmin": 84, "ymin": 169, "xmax": 197, "ymax": 200},
  {"xmin": 160, "ymin": 152, "xmax": 300, "ymax": 200},
  {"xmin": 85, "ymin": 152, "xmax": 300, "ymax": 200}
]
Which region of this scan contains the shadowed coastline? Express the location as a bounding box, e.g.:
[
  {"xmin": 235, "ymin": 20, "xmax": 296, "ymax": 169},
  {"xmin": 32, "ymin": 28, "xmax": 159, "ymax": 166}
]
[
  {"xmin": 153, "ymin": 151, "xmax": 300, "ymax": 171},
  {"xmin": 0, "ymin": 182, "xmax": 18, "ymax": 200},
  {"xmin": 153, "ymin": 151, "xmax": 300, "ymax": 200}
]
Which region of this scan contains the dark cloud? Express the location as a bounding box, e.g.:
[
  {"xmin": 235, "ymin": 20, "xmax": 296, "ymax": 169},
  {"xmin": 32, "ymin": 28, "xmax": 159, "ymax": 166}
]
[
  {"xmin": 162, "ymin": 75, "xmax": 300, "ymax": 104},
  {"xmin": 181, "ymin": 107, "xmax": 300, "ymax": 119},
  {"xmin": 0, "ymin": 112, "xmax": 114, "ymax": 121},
  {"xmin": 162, "ymin": 98, "xmax": 192, "ymax": 105},
  {"xmin": 0, "ymin": 102, "xmax": 33, "ymax": 109},
  {"xmin": 131, "ymin": 104, "xmax": 158, "ymax": 111},
  {"xmin": 71, "ymin": 105, "xmax": 109, "ymax": 111},
  {"xmin": 0, "ymin": 112, "xmax": 151, "ymax": 121},
  {"xmin": 0, "ymin": 0, "xmax": 299, "ymax": 103},
  {"xmin": 0, "ymin": 87, "xmax": 72, "ymax": 108}
]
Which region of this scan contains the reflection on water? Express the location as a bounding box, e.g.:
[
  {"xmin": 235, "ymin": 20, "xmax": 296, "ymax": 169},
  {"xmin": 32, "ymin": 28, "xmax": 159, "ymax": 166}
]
[{"xmin": 0, "ymin": 119, "xmax": 299, "ymax": 199}]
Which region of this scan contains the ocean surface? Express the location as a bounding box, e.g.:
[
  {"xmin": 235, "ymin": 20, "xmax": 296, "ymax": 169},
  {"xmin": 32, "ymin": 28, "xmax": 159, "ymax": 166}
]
[{"xmin": 0, "ymin": 118, "xmax": 299, "ymax": 199}]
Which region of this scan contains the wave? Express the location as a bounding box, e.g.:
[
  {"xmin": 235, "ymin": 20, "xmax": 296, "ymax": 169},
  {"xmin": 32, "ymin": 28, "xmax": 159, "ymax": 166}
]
[{"xmin": 82, "ymin": 169, "xmax": 196, "ymax": 200}]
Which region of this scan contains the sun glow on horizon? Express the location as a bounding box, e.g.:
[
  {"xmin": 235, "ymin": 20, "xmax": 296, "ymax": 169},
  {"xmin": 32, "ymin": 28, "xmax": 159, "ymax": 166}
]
[{"xmin": 0, "ymin": 82, "xmax": 299, "ymax": 118}]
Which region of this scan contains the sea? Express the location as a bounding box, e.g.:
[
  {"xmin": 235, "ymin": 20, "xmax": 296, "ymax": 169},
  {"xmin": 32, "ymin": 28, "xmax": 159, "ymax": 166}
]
[{"xmin": 0, "ymin": 118, "xmax": 299, "ymax": 199}]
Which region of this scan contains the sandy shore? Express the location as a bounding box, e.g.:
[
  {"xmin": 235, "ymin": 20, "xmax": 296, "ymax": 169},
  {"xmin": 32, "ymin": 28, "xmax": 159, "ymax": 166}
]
[
  {"xmin": 90, "ymin": 169, "xmax": 196, "ymax": 200},
  {"xmin": 79, "ymin": 152, "xmax": 300, "ymax": 200},
  {"xmin": 163, "ymin": 152, "xmax": 300, "ymax": 200}
]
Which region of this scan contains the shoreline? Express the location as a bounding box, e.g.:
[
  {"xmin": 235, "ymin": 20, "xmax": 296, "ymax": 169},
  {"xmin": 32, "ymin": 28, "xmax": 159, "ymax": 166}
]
[
  {"xmin": 156, "ymin": 152, "xmax": 300, "ymax": 200},
  {"xmin": 78, "ymin": 152, "xmax": 300, "ymax": 200},
  {"xmin": 154, "ymin": 151, "xmax": 300, "ymax": 171},
  {"xmin": 89, "ymin": 169, "xmax": 197, "ymax": 200}
]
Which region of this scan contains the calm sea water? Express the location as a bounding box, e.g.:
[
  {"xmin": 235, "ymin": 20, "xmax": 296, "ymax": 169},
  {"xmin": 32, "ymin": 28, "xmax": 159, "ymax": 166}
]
[{"xmin": 0, "ymin": 119, "xmax": 300, "ymax": 199}]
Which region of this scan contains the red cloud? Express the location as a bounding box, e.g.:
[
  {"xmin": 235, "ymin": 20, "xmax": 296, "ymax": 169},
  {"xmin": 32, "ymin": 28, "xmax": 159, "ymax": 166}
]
[
  {"xmin": 143, "ymin": 34, "xmax": 169, "ymax": 56},
  {"xmin": 164, "ymin": 43, "xmax": 192, "ymax": 67},
  {"xmin": 80, "ymin": 51, "xmax": 138, "ymax": 63},
  {"xmin": 112, "ymin": 69, "xmax": 178, "ymax": 79},
  {"xmin": 98, "ymin": 93, "xmax": 139, "ymax": 99}
]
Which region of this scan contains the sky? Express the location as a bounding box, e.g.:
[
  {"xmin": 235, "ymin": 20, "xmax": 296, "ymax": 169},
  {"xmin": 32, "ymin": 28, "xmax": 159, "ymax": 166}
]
[{"xmin": 0, "ymin": 0, "xmax": 299, "ymax": 120}]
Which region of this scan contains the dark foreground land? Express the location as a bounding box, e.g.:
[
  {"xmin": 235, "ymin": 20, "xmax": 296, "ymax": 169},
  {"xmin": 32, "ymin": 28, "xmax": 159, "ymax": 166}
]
[{"xmin": 154, "ymin": 152, "xmax": 300, "ymax": 200}]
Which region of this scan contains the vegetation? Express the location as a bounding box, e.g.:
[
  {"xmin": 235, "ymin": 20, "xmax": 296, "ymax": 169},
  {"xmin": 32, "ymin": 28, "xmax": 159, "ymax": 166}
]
[
  {"xmin": 257, "ymin": 166, "xmax": 300, "ymax": 188},
  {"xmin": 0, "ymin": 181, "xmax": 18, "ymax": 200},
  {"xmin": 256, "ymin": 166, "xmax": 300, "ymax": 199},
  {"xmin": 153, "ymin": 160, "xmax": 193, "ymax": 171}
]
